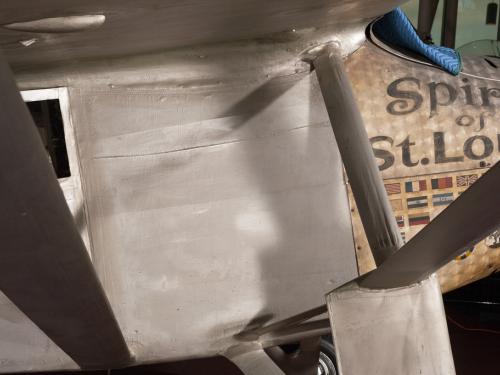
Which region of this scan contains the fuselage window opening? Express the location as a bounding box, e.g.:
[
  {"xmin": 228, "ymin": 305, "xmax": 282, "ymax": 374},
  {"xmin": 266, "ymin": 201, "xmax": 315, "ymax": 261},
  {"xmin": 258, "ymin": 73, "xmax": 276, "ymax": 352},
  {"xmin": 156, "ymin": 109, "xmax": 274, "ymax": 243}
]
[
  {"xmin": 21, "ymin": 87, "xmax": 92, "ymax": 258},
  {"xmin": 26, "ymin": 99, "xmax": 70, "ymax": 178}
]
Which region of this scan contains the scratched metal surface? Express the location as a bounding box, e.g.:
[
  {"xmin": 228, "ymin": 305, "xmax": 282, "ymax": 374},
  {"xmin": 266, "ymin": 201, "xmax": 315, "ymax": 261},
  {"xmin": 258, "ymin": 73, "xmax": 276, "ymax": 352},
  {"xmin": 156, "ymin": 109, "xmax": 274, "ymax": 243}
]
[
  {"xmin": 344, "ymin": 43, "xmax": 500, "ymax": 292},
  {"xmin": 0, "ymin": 29, "xmax": 362, "ymax": 370},
  {"xmin": 327, "ymin": 275, "xmax": 455, "ymax": 375},
  {"xmin": 71, "ymin": 71, "xmax": 357, "ymax": 364},
  {"xmin": 0, "ymin": 0, "xmax": 404, "ymax": 71}
]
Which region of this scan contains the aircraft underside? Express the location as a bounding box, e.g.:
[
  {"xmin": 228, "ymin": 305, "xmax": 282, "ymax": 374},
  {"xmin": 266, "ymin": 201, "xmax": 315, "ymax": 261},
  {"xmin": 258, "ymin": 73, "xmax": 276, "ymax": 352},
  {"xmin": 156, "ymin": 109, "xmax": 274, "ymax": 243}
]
[{"xmin": 0, "ymin": 1, "xmax": 498, "ymax": 374}]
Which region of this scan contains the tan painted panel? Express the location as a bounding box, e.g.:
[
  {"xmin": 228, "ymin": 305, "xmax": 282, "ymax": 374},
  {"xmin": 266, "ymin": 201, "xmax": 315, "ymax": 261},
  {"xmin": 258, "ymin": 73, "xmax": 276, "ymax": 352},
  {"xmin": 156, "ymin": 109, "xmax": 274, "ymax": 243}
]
[
  {"xmin": 347, "ymin": 45, "xmax": 499, "ymax": 179},
  {"xmin": 345, "ymin": 44, "xmax": 500, "ymax": 292}
]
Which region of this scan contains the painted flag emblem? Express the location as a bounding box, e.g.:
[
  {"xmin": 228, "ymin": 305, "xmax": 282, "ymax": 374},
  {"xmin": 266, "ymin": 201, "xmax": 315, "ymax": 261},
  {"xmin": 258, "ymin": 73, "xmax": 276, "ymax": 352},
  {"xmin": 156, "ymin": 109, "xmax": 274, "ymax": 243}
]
[
  {"xmin": 431, "ymin": 177, "xmax": 453, "ymax": 189},
  {"xmin": 385, "ymin": 182, "xmax": 401, "ymax": 195},
  {"xmin": 456, "ymin": 174, "xmax": 478, "ymax": 187},
  {"xmin": 455, "ymin": 247, "xmax": 475, "ymax": 261},
  {"xmin": 409, "ymin": 213, "xmax": 430, "ymax": 226},
  {"xmin": 395, "ymin": 215, "xmax": 404, "ymax": 228},
  {"xmin": 407, "ymin": 196, "xmax": 428, "ymax": 209},
  {"xmin": 405, "ymin": 180, "xmax": 427, "ymax": 192},
  {"xmin": 390, "ymin": 199, "xmax": 403, "ymax": 211},
  {"xmin": 432, "ymin": 193, "xmax": 454, "ymax": 206}
]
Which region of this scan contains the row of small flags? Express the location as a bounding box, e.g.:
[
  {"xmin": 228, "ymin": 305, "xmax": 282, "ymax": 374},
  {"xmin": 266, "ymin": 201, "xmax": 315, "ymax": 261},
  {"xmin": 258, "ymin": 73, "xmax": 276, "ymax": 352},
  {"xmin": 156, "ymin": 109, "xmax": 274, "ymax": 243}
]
[
  {"xmin": 390, "ymin": 192, "xmax": 454, "ymax": 211},
  {"xmin": 395, "ymin": 194, "xmax": 455, "ymax": 228},
  {"xmin": 384, "ymin": 173, "xmax": 480, "ymax": 229},
  {"xmin": 384, "ymin": 174, "xmax": 478, "ymax": 195}
]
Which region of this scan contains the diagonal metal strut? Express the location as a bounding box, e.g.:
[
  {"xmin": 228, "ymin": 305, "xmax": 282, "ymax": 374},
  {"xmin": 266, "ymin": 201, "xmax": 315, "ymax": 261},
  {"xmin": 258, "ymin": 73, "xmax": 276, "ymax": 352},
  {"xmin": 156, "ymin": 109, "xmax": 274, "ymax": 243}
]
[
  {"xmin": 313, "ymin": 44, "xmax": 403, "ymax": 266},
  {"xmin": 0, "ymin": 50, "xmax": 132, "ymax": 369}
]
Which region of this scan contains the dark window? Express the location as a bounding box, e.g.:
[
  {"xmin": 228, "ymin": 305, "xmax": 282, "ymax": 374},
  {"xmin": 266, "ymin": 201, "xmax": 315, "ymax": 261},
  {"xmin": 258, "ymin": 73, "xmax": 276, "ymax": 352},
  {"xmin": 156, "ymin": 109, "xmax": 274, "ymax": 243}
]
[{"xmin": 26, "ymin": 100, "xmax": 70, "ymax": 178}]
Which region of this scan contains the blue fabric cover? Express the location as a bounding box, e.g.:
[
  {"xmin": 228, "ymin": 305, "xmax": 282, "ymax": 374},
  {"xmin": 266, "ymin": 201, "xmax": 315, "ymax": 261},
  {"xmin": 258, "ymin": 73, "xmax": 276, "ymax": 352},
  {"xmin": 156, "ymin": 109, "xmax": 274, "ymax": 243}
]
[{"xmin": 373, "ymin": 8, "xmax": 461, "ymax": 75}]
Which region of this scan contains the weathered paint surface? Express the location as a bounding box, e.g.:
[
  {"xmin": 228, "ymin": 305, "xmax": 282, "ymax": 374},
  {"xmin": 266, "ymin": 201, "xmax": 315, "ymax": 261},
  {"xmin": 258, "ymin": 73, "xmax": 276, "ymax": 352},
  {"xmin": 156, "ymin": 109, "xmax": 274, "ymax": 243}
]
[
  {"xmin": 347, "ymin": 44, "xmax": 500, "ymax": 179},
  {"xmin": 347, "ymin": 46, "xmax": 500, "ymax": 178},
  {"xmin": 344, "ymin": 44, "xmax": 500, "ymax": 291}
]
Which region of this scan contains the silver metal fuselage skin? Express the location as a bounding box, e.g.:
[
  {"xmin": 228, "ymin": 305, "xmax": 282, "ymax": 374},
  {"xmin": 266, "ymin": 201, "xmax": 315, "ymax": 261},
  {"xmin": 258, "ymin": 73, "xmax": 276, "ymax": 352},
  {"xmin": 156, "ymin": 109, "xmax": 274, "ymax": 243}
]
[
  {"xmin": 1, "ymin": 22, "xmax": 367, "ymax": 372},
  {"xmin": 6, "ymin": 1, "xmax": 500, "ymax": 372}
]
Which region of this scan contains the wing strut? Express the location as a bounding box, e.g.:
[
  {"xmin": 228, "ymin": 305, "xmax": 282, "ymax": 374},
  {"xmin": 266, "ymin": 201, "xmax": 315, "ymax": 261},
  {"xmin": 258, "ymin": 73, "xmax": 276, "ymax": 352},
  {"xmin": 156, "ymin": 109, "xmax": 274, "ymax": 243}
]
[
  {"xmin": 313, "ymin": 44, "xmax": 403, "ymax": 266},
  {"xmin": 311, "ymin": 43, "xmax": 455, "ymax": 374},
  {"xmin": 0, "ymin": 51, "xmax": 132, "ymax": 369}
]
